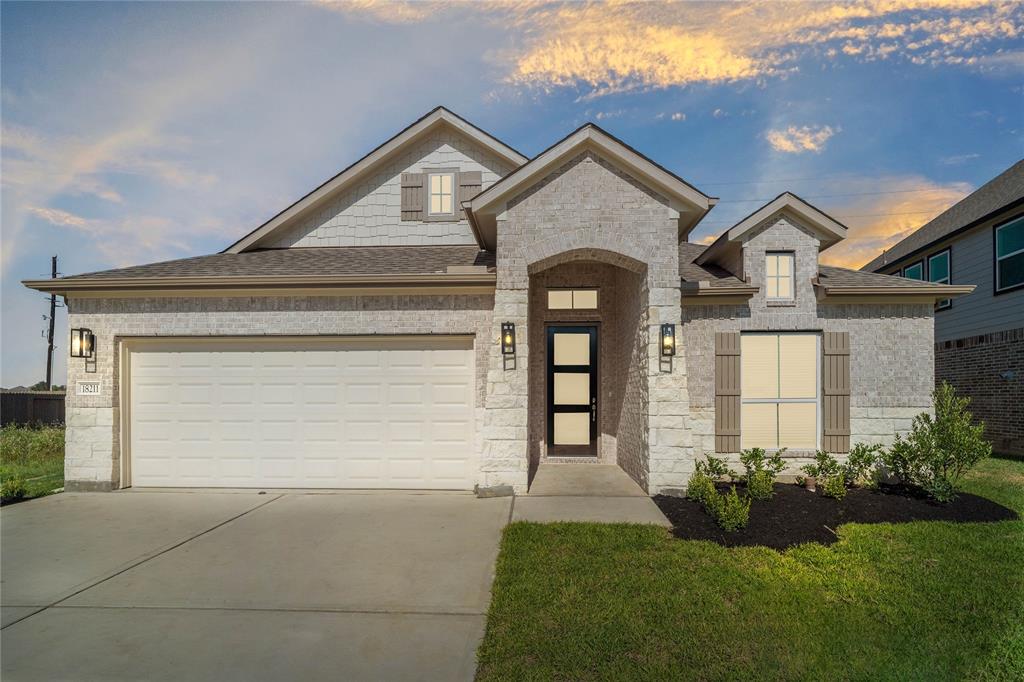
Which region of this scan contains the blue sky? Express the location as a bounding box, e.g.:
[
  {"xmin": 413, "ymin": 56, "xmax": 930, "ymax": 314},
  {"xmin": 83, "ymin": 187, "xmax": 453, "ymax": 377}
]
[{"xmin": 2, "ymin": 0, "xmax": 1022, "ymax": 387}]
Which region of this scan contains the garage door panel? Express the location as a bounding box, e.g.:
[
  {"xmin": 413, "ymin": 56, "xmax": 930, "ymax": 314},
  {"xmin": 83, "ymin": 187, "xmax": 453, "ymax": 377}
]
[{"xmin": 129, "ymin": 338, "xmax": 475, "ymax": 489}]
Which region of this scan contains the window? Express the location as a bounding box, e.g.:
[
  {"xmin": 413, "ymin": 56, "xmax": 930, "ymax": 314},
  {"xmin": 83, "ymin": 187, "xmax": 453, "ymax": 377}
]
[
  {"xmin": 902, "ymin": 261, "xmax": 924, "ymax": 280},
  {"xmin": 765, "ymin": 252, "xmax": 794, "ymax": 300},
  {"xmin": 995, "ymin": 215, "xmax": 1024, "ymax": 293},
  {"xmin": 741, "ymin": 334, "xmax": 819, "ymax": 450},
  {"xmin": 427, "ymin": 172, "xmax": 455, "ymax": 216},
  {"xmin": 547, "ymin": 289, "xmax": 598, "ymax": 310},
  {"xmin": 928, "ymin": 249, "xmax": 951, "ymax": 310}
]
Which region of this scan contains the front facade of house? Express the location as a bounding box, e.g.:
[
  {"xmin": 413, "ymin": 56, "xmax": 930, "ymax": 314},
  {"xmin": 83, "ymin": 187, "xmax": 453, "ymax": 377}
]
[
  {"xmin": 26, "ymin": 108, "xmax": 969, "ymax": 494},
  {"xmin": 863, "ymin": 160, "xmax": 1024, "ymax": 456}
]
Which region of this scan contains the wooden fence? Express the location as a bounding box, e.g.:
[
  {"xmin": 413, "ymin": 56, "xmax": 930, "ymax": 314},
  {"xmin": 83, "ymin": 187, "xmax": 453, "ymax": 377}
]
[{"xmin": 1, "ymin": 392, "xmax": 66, "ymax": 427}]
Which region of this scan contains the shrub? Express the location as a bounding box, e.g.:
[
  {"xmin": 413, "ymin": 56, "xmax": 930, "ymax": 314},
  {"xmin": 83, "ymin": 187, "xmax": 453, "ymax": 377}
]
[
  {"xmin": 686, "ymin": 471, "xmax": 716, "ymax": 505},
  {"xmin": 845, "ymin": 442, "xmax": 884, "ymax": 488},
  {"xmin": 739, "ymin": 447, "xmax": 786, "ymax": 500},
  {"xmin": 697, "ymin": 454, "xmax": 736, "ymax": 482},
  {"xmin": 803, "ymin": 451, "xmax": 846, "ymax": 499},
  {"xmin": 883, "ymin": 382, "xmax": 992, "ymax": 502},
  {"xmin": 1, "ymin": 475, "xmax": 27, "ymax": 503},
  {"xmin": 710, "ymin": 486, "xmax": 751, "ymax": 532}
]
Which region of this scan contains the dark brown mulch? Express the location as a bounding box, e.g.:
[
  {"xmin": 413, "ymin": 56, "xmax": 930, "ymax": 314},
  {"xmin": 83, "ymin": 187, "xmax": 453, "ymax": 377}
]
[{"xmin": 653, "ymin": 483, "xmax": 1018, "ymax": 550}]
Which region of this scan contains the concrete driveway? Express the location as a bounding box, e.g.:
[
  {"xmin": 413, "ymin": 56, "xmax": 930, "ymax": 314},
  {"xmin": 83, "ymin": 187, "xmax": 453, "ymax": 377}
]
[{"xmin": 1, "ymin": 490, "xmax": 512, "ymax": 681}]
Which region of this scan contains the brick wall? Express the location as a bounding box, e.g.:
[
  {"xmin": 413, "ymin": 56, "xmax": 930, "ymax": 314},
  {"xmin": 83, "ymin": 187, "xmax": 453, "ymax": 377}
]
[
  {"xmin": 269, "ymin": 130, "xmax": 512, "ymax": 248},
  {"xmin": 64, "ymin": 293, "xmax": 494, "ymax": 490},
  {"xmin": 681, "ymin": 214, "xmax": 936, "ymax": 477},
  {"xmin": 935, "ymin": 327, "xmax": 1023, "ymax": 456}
]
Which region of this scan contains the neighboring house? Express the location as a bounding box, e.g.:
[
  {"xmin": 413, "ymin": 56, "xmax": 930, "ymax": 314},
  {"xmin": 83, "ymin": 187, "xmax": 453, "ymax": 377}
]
[
  {"xmin": 862, "ymin": 161, "xmax": 1024, "ymax": 456},
  {"xmin": 24, "ymin": 107, "xmax": 970, "ymax": 494}
]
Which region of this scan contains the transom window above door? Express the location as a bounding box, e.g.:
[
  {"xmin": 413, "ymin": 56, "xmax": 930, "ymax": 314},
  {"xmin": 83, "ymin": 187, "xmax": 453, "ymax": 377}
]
[
  {"xmin": 427, "ymin": 172, "xmax": 455, "ymax": 216},
  {"xmin": 740, "ymin": 333, "xmax": 819, "ymax": 450},
  {"xmin": 765, "ymin": 252, "xmax": 795, "ymax": 300},
  {"xmin": 547, "ymin": 289, "xmax": 598, "ymax": 310}
]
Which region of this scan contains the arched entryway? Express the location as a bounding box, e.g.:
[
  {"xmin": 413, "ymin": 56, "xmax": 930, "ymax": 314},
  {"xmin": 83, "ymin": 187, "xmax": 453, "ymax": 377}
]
[{"xmin": 526, "ymin": 248, "xmax": 650, "ymax": 489}]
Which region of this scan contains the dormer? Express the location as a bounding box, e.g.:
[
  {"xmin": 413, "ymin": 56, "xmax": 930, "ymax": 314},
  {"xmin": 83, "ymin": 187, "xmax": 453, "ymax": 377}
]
[{"xmin": 695, "ymin": 193, "xmax": 848, "ymax": 307}]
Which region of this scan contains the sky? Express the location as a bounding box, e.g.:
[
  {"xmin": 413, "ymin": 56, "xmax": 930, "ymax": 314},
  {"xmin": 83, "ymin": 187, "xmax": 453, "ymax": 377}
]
[{"xmin": 1, "ymin": 0, "xmax": 1022, "ymax": 388}]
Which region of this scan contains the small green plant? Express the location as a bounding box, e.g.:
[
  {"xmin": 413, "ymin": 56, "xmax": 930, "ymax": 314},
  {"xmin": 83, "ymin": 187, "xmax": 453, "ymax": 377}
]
[
  {"xmin": 686, "ymin": 471, "xmax": 716, "ymax": 505},
  {"xmin": 883, "ymin": 382, "xmax": 992, "ymax": 502},
  {"xmin": 845, "ymin": 442, "xmax": 884, "ymax": 488},
  {"xmin": 710, "ymin": 486, "xmax": 751, "ymax": 531},
  {"xmin": 803, "ymin": 451, "xmax": 846, "ymax": 499},
  {"xmin": 697, "ymin": 454, "xmax": 736, "ymax": 482},
  {"xmin": 820, "ymin": 474, "xmax": 848, "ymax": 500},
  {"xmin": 739, "ymin": 447, "xmax": 786, "ymax": 500},
  {"xmin": 1, "ymin": 475, "xmax": 28, "ymax": 503}
]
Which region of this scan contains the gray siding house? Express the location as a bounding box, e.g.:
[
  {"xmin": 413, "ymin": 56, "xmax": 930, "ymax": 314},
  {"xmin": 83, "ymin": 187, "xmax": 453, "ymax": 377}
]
[
  {"xmin": 863, "ymin": 160, "xmax": 1024, "ymax": 455},
  {"xmin": 25, "ymin": 108, "xmax": 970, "ymax": 494}
]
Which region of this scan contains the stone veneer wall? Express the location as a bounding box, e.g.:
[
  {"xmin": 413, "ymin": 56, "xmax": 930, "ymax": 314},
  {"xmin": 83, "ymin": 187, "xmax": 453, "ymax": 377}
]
[
  {"xmin": 681, "ymin": 214, "xmax": 936, "ymax": 474},
  {"xmin": 268, "ymin": 130, "xmax": 512, "ymax": 248},
  {"xmin": 482, "ymin": 151, "xmax": 692, "ymax": 494},
  {"xmin": 63, "ymin": 294, "xmax": 494, "ymax": 490},
  {"xmin": 936, "ymin": 327, "xmax": 1023, "ymax": 456}
]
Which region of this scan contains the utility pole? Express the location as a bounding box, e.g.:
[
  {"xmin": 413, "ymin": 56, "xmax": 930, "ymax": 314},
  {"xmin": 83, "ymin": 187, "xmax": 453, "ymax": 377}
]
[{"xmin": 45, "ymin": 255, "xmax": 57, "ymax": 390}]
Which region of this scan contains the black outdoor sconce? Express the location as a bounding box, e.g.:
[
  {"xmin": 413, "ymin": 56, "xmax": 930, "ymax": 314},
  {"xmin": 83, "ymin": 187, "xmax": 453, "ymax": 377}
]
[
  {"xmin": 70, "ymin": 328, "xmax": 95, "ymax": 359},
  {"xmin": 501, "ymin": 322, "xmax": 516, "ymax": 355},
  {"xmin": 661, "ymin": 323, "xmax": 676, "ymax": 357}
]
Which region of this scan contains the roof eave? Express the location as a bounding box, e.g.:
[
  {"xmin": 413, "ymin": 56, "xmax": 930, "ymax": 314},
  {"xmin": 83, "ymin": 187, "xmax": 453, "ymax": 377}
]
[
  {"xmin": 22, "ymin": 272, "xmax": 497, "ymax": 295},
  {"xmin": 814, "ymin": 282, "xmax": 975, "ymax": 301}
]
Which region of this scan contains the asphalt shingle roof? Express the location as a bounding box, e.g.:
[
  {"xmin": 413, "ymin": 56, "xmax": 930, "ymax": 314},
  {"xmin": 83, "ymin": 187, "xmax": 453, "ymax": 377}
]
[
  {"xmin": 678, "ymin": 242, "xmax": 750, "ymax": 289},
  {"xmin": 57, "ymin": 246, "xmax": 495, "ymax": 281},
  {"xmin": 862, "ymin": 159, "xmax": 1024, "ymax": 272}
]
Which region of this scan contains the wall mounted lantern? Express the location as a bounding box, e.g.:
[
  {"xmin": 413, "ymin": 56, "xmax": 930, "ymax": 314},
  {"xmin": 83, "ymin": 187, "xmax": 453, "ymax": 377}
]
[
  {"xmin": 70, "ymin": 328, "xmax": 95, "ymax": 359},
  {"xmin": 501, "ymin": 322, "xmax": 516, "ymax": 355},
  {"xmin": 661, "ymin": 323, "xmax": 675, "ymax": 357}
]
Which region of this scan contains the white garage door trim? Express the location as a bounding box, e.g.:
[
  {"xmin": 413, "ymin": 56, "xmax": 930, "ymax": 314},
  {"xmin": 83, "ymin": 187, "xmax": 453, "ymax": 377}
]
[{"xmin": 120, "ymin": 336, "xmax": 477, "ymax": 490}]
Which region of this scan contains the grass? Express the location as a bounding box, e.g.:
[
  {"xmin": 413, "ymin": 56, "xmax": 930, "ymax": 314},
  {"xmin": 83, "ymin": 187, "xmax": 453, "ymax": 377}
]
[
  {"xmin": 0, "ymin": 424, "xmax": 65, "ymax": 503},
  {"xmin": 477, "ymin": 457, "xmax": 1024, "ymax": 681}
]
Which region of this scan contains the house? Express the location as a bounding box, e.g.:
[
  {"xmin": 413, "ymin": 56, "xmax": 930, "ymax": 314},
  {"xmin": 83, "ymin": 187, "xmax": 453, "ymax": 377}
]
[
  {"xmin": 23, "ymin": 107, "xmax": 971, "ymax": 495},
  {"xmin": 862, "ymin": 160, "xmax": 1023, "ymax": 456}
]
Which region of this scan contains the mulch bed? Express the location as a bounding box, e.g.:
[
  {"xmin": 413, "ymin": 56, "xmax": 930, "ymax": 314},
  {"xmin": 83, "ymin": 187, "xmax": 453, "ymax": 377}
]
[{"xmin": 653, "ymin": 483, "xmax": 1018, "ymax": 550}]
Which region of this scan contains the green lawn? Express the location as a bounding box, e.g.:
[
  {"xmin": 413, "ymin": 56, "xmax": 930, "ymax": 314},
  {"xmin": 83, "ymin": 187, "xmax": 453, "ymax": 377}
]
[
  {"xmin": 478, "ymin": 457, "xmax": 1024, "ymax": 681},
  {"xmin": 0, "ymin": 424, "xmax": 65, "ymax": 502}
]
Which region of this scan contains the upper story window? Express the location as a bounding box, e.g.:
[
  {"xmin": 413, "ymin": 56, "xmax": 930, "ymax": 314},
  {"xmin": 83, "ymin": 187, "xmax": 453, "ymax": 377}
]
[
  {"xmin": 427, "ymin": 172, "xmax": 455, "ymax": 217},
  {"xmin": 902, "ymin": 261, "xmax": 924, "ymax": 280},
  {"xmin": 765, "ymin": 252, "xmax": 794, "ymax": 300},
  {"xmin": 928, "ymin": 249, "xmax": 951, "ymax": 310},
  {"xmin": 995, "ymin": 215, "xmax": 1024, "ymax": 293},
  {"xmin": 548, "ymin": 289, "xmax": 598, "ymax": 310}
]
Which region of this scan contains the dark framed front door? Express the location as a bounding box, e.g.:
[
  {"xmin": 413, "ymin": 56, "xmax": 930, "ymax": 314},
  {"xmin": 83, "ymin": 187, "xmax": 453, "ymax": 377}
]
[{"xmin": 546, "ymin": 325, "xmax": 598, "ymax": 456}]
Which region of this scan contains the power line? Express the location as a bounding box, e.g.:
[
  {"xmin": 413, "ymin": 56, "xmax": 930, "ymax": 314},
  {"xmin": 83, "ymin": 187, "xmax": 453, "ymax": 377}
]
[
  {"xmin": 698, "ymin": 208, "xmax": 941, "ymax": 226},
  {"xmin": 714, "ymin": 188, "xmax": 961, "ymax": 204}
]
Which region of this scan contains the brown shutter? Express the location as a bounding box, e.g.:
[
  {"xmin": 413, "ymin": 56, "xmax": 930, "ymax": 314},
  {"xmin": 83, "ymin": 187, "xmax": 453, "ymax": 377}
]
[
  {"xmin": 457, "ymin": 171, "xmax": 482, "ymax": 219},
  {"xmin": 400, "ymin": 173, "xmax": 423, "ymax": 221},
  {"xmin": 715, "ymin": 332, "xmax": 741, "ymax": 453},
  {"xmin": 822, "ymin": 331, "xmax": 851, "ymax": 453}
]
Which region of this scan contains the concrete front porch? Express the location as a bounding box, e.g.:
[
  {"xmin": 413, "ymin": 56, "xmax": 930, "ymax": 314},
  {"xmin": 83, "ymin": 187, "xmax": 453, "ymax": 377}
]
[{"xmin": 512, "ymin": 463, "xmax": 671, "ymax": 526}]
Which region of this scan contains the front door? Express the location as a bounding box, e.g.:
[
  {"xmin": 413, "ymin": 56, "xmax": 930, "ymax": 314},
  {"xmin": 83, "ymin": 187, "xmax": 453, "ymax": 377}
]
[{"xmin": 546, "ymin": 326, "xmax": 598, "ymax": 456}]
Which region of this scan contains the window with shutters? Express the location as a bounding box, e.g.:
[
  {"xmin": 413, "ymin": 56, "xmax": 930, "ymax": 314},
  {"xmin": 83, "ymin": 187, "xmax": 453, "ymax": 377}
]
[
  {"xmin": 765, "ymin": 252, "xmax": 794, "ymax": 300},
  {"xmin": 740, "ymin": 333, "xmax": 819, "ymax": 450},
  {"xmin": 427, "ymin": 172, "xmax": 455, "ymax": 217}
]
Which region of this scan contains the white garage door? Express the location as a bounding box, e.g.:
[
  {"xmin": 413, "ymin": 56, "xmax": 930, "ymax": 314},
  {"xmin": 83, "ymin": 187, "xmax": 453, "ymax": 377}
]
[{"xmin": 128, "ymin": 337, "xmax": 476, "ymax": 489}]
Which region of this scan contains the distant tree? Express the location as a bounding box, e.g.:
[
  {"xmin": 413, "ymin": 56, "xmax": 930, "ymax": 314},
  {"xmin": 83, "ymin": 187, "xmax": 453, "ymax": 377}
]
[{"xmin": 27, "ymin": 381, "xmax": 65, "ymax": 392}]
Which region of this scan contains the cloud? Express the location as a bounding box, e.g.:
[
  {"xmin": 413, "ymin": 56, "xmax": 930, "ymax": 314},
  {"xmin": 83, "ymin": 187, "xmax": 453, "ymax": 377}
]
[
  {"xmin": 765, "ymin": 125, "xmax": 839, "ymax": 153},
  {"xmin": 816, "ymin": 176, "xmax": 972, "ymax": 268},
  {"xmin": 671, "ymin": 112, "xmax": 686, "ymax": 121},
  {"xmin": 940, "ymin": 152, "xmax": 981, "ymax": 165},
  {"xmin": 329, "ymin": 1, "xmax": 1023, "ymax": 97}
]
